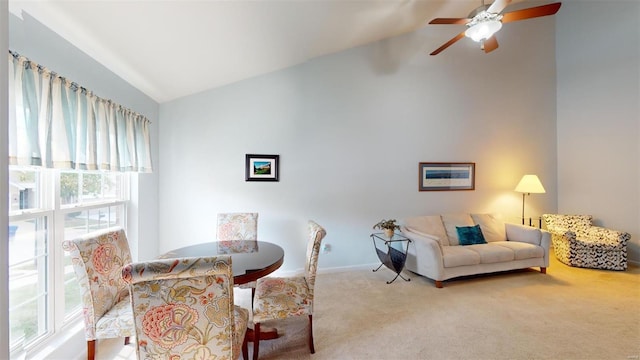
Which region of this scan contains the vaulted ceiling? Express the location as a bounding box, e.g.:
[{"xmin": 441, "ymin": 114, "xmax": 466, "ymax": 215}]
[{"xmin": 9, "ymin": 0, "xmax": 539, "ymax": 103}]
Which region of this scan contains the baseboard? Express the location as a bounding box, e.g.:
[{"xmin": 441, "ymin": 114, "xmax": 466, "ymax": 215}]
[
  {"xmin": 273, "ymin": 263, "xmax": 381, "ymax": 277},
  {"xmin": 317, "ymin": 263, "xmax": 380, "ymax": 274}
]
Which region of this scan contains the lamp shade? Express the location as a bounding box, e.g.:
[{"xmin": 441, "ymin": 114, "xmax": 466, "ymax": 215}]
[{"xmin": 515, "ymin": 175, "xmax": 546, "ymax": 194}]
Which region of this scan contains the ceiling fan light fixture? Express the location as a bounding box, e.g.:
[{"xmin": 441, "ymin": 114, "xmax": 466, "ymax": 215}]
[
  {"xmin": 465, "ymin": 19, "xmax": 502, "ymax": 42},
  {"xmin": 429, "ymin": 2, "xmax": 562, "ymax": 55}
]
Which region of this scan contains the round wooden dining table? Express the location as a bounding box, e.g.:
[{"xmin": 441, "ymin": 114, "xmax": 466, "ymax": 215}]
[{"xmin": 158, "ymin": 240, "xmax": 285, "ymax": 285}]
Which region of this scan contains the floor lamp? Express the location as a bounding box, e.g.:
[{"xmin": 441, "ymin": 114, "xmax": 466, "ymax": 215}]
[{"xmin": 515, "ymin": 175, "xmax": 546, "ymax": 226}]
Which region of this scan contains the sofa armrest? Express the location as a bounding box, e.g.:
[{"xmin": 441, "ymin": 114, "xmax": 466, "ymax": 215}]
[
  {"xmin": 400, "ymin": 226, "xmax": 445, "ymax": 278},
  {"xmin": 540, "ymin": 229, "xmax": 551, "ymax": 251},
  {"xmin": 505, "ymin": 223, "xmax": 545, "ymax": 245},
  {"xmin": 401, "ymin": 226, "xmax": 440, "ymax": 242},
  {"xmin": 401, "ymin": 227, "xmax": 442, "ymax": 254}
]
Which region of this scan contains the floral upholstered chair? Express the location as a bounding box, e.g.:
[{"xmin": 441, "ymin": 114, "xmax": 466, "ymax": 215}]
[
  {"xmin": 122, "ymin": 256, "xmax": 249, "ymax": 360},
  {"xmin": 542, "ymin": 214, "xmax": 630, "ymax": 270},
  {"xmin": 62, "ymin": 227, "xmax": 135, "ymax": 360},
  {"xmin": 252, "ymin": 221, "xmax": 327, "ymax": 360},
  {"xmin": 217, "ymin": 213, "xmax": 258, "ymax": 242},
  {"xmin": 217, "ymin": 212, "xmax": 259, "ymax": 289}
]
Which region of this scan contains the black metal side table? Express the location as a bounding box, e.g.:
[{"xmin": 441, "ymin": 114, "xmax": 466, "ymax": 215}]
[{"xmin": 370, "ymin": 232, "xmax": 412, "ymax": 284}]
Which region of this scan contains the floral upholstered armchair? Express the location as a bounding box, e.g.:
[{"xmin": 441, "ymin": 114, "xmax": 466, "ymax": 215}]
[
  {"xmin": 62, "ymin": 227, "xmax": 135, "ymax": 360},
  {"xmin": 122, "ymin": 256, "xmax": 249, "ymax": 360},
  {"xmin": 542, "ymin": 214, "xmax": 630, "ymax": 270},
  {"xmin": 252, "ymin": 220, "xmax": 327, "ymax": 360}
]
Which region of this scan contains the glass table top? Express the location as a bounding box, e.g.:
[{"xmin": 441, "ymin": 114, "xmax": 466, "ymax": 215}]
[{"xmin": 158, "ymin": 241, "xmax": 284, "ymax": 284}]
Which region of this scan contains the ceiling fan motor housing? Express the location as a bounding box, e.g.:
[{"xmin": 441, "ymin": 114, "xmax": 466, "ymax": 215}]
[{"xmin": 468, "ymin": 4, "xmax": 491, "ymax": 18}]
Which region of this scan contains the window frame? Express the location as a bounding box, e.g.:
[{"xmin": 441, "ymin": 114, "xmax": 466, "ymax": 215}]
[{"xmin": 8, "ymin": 166, "xmax": 129, "ymax": 356}]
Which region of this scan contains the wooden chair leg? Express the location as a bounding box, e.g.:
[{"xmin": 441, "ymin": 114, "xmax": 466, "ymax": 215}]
[
  {"xmin": 87, "ymin": 340, "xmax": 96, "ymax": 360},
  {"xmin": 124, "ymin": 336, "xmax": 130, "ymax": 345},
  {"xmin": 435, "ymin": 280, "xmax": 443, "ymax": 288},
  {"xmin": 540, "ymin": 267, "xmax": 547, "ymax": 274},
  {"xmin": 242, "ymin": 332, "xmax": 249, "ymax": 360},
  {"xmin": 252, "ymin": 323, "xmax": 260, "ymax": 360},
  {"xmin": 308, "ymin": 314, "xmax": 315, "ymax": 354}
]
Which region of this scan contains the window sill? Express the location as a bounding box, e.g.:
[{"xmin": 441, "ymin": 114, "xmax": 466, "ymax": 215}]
[{"xmin": 18, "ymin": 321, "xmax": 85, "ymax": 360}]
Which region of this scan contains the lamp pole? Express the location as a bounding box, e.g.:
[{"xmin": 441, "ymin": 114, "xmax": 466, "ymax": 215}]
[{"xmin": 521, "ymin": 193, "xmax": 526, "ymax": 225}]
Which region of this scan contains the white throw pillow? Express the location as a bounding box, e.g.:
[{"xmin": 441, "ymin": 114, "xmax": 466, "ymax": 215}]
[
  {"xmin": 471, "ymin": 213, "xmax": 507, "ymax": 243},
  {"xmin": 404, "ymin": 215, "xmax": 449, "ymax": 246},
  {"xmin": 441, "ymin": 214, "xmax": 475, "ymax": 246}
]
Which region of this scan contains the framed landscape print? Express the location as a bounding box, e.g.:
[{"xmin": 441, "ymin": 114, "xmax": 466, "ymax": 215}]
[
  {"xmin": 419, "ymin": 162, "xmax": 475, "ymax": 191},
  {"xmin": 245, "ymin": 154, "xmax": 279, "ymax": 182}
]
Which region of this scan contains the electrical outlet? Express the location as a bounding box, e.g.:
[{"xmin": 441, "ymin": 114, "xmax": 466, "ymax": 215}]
[{"xmin": 322, "ymin": 244, "xmax": 331, "ymax": 254}]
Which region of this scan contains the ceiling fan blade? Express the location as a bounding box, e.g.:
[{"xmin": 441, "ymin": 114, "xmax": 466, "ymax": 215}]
[
  {"xmin": 430, "ymin": 31, "xmax": 466, "ymax": 56},
  {"xmin": 483, "ymin": 36, "xmax": 499, "ymax": 53},
  {"xmin": 429, "ymin": 17, "xmax": 471, "ymax": 25},
  {"xmin": 486, "ymin": 0, "xmax": 512, "ymax": 15},
  {"xmin": 502, "ymin": 2, "xmax": 562, "ymax": 23}
]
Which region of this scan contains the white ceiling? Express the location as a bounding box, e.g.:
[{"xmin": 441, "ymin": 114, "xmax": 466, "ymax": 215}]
[{"xmin": 9, "ymin": 0, "xmax": 536, "ymax": 103}]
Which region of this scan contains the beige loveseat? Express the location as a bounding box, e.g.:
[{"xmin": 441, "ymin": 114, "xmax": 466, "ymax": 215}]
[{"xmin": 400, "ymin": 214, "xmax": 550, "ymax": 288}]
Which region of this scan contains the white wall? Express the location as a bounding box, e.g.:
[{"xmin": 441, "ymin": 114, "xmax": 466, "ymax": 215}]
[
  {"xmin": 8, "ymin": 11, "xmax": 161, "ymax": 261},
  {"xmin": 556, "ymin": 1, "xmax": 640, "ymax": 261},
  {"xmin": 159, "ymin": 17, "xmax": 558, "ymax": 272},
  {"xmin": 1, "ymin": 1, "xmax": 10, "ymax": 357},
  {"xmin": 2, "ymin": 3, "xmax": 637, "ymax": 355}
]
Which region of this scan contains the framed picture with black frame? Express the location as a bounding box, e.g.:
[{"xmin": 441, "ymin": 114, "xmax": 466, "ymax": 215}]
[
  {"xmin": 245, "ymin": 154, "xmax": 279, "ymax": 182},
  {"xmin": 419, "ymin": 162, "xmax": 475, "ymax": 191}
]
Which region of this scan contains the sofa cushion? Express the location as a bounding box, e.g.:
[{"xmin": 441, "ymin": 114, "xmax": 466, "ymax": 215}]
[
  {"xmin": 491, "ymin": 241, "xmax": 544, "ymax": 260},
  {"xmin": 404, "ymin": 215, "xmax": 449, "ymax": 246},
  {"xmin": 442, "ymin": 214, "xmax": 475, "ymax": 246},
  {"xmin": 471, "ymin": 213, "xmax": 507, "ymax": 242},
  {"xmin": 466, "ymin": 243, "xmax": 515, "ymax": 264},
  {"xmin": 442, "ymin": 246, "xmax": 481, "ymax": 267},
  {"xmin": 456, "ymin": 225, "xmax": 487, "ymax": 245}
]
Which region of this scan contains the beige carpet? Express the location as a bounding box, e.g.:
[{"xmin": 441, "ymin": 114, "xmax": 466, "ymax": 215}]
[{"xmin": 99, "ymin": 255, "xmax": 640, "ymax": 360}]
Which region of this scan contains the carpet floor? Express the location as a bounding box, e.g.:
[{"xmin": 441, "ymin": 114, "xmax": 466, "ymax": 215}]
[{"xmin": 99, "ymin": 255, "xmax": 639, "ymax": 360}]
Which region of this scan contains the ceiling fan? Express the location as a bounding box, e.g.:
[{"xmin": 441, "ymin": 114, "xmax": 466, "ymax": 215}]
[{"xmin": 428, "ymin": 0, "xmax": 561, "ymax": 55}]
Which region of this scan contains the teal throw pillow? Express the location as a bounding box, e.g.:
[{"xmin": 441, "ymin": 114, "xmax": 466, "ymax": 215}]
[{"xmin": 456, "ymin": 224, "xmax": 487, "ymax": 245}]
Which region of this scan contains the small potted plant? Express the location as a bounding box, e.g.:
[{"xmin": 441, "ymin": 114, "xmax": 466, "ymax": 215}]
[{"xmin": 373, "ymin": 219, "xmax": 400, "ymax": 238}]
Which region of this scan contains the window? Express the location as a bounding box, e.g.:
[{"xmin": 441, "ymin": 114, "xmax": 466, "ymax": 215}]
[
  {"xmin": 8, "ymin": 51, "xmax": 151, "ymax": 357},
  {"xmin": 8, "ymin": 166, "xmax": 128, "ymax": 356}
]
